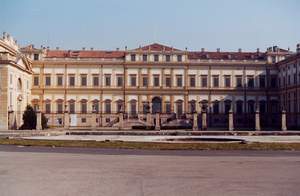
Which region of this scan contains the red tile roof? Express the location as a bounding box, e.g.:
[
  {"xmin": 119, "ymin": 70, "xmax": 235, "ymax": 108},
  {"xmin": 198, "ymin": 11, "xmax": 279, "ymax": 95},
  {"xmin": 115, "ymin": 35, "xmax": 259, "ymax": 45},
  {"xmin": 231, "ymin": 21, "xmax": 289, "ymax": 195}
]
[{"xmin": 45, "ymin": 50, "xmax": 125, "ymax": 58}]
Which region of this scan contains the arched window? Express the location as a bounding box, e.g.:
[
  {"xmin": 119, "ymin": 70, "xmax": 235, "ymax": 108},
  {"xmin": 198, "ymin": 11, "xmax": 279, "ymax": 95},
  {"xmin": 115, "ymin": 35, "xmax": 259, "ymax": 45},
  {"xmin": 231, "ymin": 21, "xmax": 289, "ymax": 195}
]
[
  {"xmin": 176, "ymin": 100, "xmax": 183, "ymax": 116},
  {"xmin": 81, "ymin": 99, "xmax": 87, "ymax": 114},
  {"xmin": 224, "ymin": 100, "xmax": 232, "ymax": 114},
  {"xmin": 104, "ymin": 100, "xmax": 111, "ymax": 114},
  {"xmin": 68, "ymin": 100, "xmax": 75, "ymax": 114},
  {"xmin": 200, "ymin": 100, "xmax": 208, "ymax": 112},
  {"xmin": 45, "ymin": 100, "xmax": 51, "ymax": 114},
  {"xmin": 213, "ymin": 100, "xmax": 219, "ymax": 114},
  {"xmin": 92, "ymin": 100, "xmax": 99, "ymax": 113},
  {"xmin": 116, "ymin": 100, "xmax": 123, "ymax": 113},
  {"xmin": 247, "ymin": 100, "xmax": 255, "ymax": 113},
  {"xmin": 236, "ymin": 100, "xmax": 243, "ymax": 114},
  {"xmin": 56, "ymin": 99, "xmax": 64, "ymax": 114},
  {"xmin": 259, "ymin": 100, "xmax": 266, "ymax": 114},
  {"xmin": 142, "ymin": 101, "xmax": 150, "ymax": 114},
  {"xmin": 189, "ymin": 100, "xmax": 196, "ymax": 113},
  {"xmin": 130, "ymin": 100, "xmax": 137, "ymax": 115}
]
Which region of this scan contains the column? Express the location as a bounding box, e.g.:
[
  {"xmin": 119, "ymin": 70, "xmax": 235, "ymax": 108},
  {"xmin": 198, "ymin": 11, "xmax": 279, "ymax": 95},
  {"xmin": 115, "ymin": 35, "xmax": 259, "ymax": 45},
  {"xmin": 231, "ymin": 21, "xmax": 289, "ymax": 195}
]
[
  {"xmin": 193, "ymin": 112, "xmax": 198, "ymax": 131},
  {"xmin": 281, "ymin": 110, "xmax": 287, "ymax": 131},
  {"xmin": 36, "ymin": 110, "xmax": 42, "ymax": 130},
  {"xmin": 202, "ymin": 110, "xmax": 207, "ymax": 130},
  {"xmin": 155, "ymin": 113, "xmax": 160, "ymax": 130},
  {"xmin": 255, "ymin": 108, "xmax": 261, "ymax": 131},
  {"xmin": 146, "ymin": 112, "xmax": 152, "ymax": 126},
  {"xmin": 228, "ymin": 109, "xmax": 234, "ymax": 131}
]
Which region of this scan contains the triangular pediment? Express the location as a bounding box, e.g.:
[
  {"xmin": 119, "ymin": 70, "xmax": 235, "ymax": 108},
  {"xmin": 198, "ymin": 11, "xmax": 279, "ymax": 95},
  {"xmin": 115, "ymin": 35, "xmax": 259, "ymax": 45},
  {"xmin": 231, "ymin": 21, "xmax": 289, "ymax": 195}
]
[
  {"xmin": 16, "ymin": 54, "xmax": 32, "ymax": 73},
  {"xmin": 134, "ymin": 43, "xmax": 181, "ymax": 52}
]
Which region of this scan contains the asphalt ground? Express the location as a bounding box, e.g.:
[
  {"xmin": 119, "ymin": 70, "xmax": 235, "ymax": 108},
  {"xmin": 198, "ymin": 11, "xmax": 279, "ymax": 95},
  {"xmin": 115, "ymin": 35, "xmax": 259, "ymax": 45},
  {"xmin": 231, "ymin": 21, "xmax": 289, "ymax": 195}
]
[{"xmin": 0, "ymin": 145, "xmax": 300, "ymax": 196}]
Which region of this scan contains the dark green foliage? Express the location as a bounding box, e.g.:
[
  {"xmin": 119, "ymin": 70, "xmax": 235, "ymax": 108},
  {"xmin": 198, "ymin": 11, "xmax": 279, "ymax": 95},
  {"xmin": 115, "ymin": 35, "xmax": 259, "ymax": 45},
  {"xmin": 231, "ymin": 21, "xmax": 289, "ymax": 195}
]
[
  {"xmin": 19, "ymin": 105, "xmax": 36, "ymax": 130},
  {"xmin": 19, "ymin": 105, "xmax": 48, "ymax": 130}
]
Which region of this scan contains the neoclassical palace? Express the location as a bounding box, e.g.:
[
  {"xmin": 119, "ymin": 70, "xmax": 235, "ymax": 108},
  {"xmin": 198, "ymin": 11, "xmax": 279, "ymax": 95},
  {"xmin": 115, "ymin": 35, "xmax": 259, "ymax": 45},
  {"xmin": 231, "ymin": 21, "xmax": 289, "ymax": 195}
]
[{"xmin": 1, "ymin": 33, "xmax": 300, "ymax": 130}]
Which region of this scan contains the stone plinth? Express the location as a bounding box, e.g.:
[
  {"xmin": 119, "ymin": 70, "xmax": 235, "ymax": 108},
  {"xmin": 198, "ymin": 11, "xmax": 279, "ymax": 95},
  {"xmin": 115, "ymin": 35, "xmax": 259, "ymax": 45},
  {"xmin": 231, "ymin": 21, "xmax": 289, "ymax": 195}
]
[
  {"xmin": 64, "ymin": 112, "xmax": 69, "ymax": 129},
  {"xmin": 91, "ymin": 112, "xmax": 97, "ymax": 129},
  {"xmin": 228, "ymin": 109, "xmax": 234, "ymax": 131},
  {"xmin": 118, "ymin": 112, "xmax": 123, "ymax": 129},
  {"xmin": 201, "ymin": 111, "xmax": 207, "ymax": 130},
  {"xmin": 155, "ymin": 113, "xmax": 160, "ymax": 130},
  {"xmin": 36, "ymin": 110, "xmax": 42, "ymax": 130},
  {"xmin": 281, "ymin": 110, "xmax": 287, "ymax": 131},
  {"xmin": 193, "ymin": 112, "xmax": 198, "ymax": 131},
  {"xmin": 255, "ymin": 109, "xmax": 261, "ymax": 131}
]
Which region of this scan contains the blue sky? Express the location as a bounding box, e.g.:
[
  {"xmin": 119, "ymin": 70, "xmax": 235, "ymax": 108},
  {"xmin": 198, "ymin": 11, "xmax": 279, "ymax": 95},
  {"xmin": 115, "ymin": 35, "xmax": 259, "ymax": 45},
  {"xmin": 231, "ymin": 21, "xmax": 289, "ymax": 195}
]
[{"xmin": 1, "ymin": 0, "xmax": 299, "ymax": 52}]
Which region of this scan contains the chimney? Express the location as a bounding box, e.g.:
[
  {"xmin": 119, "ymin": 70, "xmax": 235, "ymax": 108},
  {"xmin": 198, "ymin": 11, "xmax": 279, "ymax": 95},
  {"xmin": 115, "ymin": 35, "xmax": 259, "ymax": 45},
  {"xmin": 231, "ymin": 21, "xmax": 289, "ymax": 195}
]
[
  {"xmin": 185, "ymin": 47, "xmax": 188, "ymax": 51},
  {"xmin": 56, "ymin": 47, "xmax": 59, "ymax": 50},
  {"xmin": 238, "ymin": 48, "xmax": 242, "ymax": 53},
  {"xmin": 217, "ymin": 48, "xmax": 220, "ymax": 52},
  {"xmin": 125, "ymin": 46, "xmax": 127, "ymax": 50},
  {"xmin": 201, "ymin": 48, "xmax": 205, "ymax": 52},
  {"xmin": 2, "ymin": 32, "xmax": 6, "ymax": 39},
  {"xmin": 47, "ymin": 46, "xmax": 50, "ymax": 50},
  {"xmin": 116, "ymin": 47, "xmax": 119, "ymax": 51},
  {"xmin": 297, "ymin": 44, "xmax": 300, "ymax": 54},
  {"xmin": 82, "ymin": 47, "xmax": 86, "ymax": 50},
  {"xmin": 256, "ymin": 48, "xmax": 260, "ymax": 53},
  {"xmin": 90, "ymin": 47, "xmax": 94, "ymax": 51}
]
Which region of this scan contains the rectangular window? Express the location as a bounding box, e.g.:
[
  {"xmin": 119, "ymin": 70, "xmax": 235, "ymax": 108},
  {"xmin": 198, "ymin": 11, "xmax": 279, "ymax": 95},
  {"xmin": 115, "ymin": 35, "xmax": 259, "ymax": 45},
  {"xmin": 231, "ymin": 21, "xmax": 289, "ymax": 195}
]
[
  {"xmin": 153, "ymin": 75, "xmax": 160, "ymax": 87},
  {"xmin": 105, "ymin": 74, "xmax": 111, "ymax": 86},
  {"xmin": 165, "ymin": 76, "xmax": 171, "ymax": 87},
  {"xmin": 177, "ymin": 55, "xmax": 182, "ymax": 62},
  {"xmin": 259, "ymin": 75, "xmax": 266, "ymax": 88},
  {"xmin": 57, "ymin": 75, "xmax": 63, "ymax": 86},
  {"xmin": 33, "ymin": 76, "xmax": 39, "ymax": 86},
  {"xmin": 154, "ymin": 54, "xmax": 159, "ymax": 62},
  {"xmin": 93, "ymin": 75, "xmax": 99, "ymax": 86},
  {"xmin": 166, "ymin": 55, "xmax": 171, "ymax": 62},
  {"xmin": 176, "ymin": 75, "xmax": 183, "ymax": 87},
  {"xmin": 247, "ymin": 76, "xmax": 254, "ymax": 88},
  {"xmin": 81, "ymin": 118, "xmax": 86, "ymax": 123},
  {"xmin": 236, "ymin": 76, "xmax": 243, "ymax": 88},
  {"xmin": 10, "ymin": 74, "xmax": 12, "ymax": 84},
  {"xmin": 57, "ymin": 102, "xmax": 63, "ymax": 114},
  {"xmin": 130, "ymin": 75, "xmax": 137, "ymax": 86},
  {"xmin": 34, "ymin": 54, "xmax": 39, "ymax": 60},
  {"xmin": 69, "ymin": 75, "xmax": 75, "ymax": 86},
  {"xmin": 224, "ymin": 75, "xmax": 231, "ymax": 88},
  {"xmin": 213, "ymin": 75, "xmax": 219, "ymax": 87},
  {"xmin": 45, "ymin": 75, "xmax": 51, "ymax": 86},
  {"xmin": 294, "ymin": 73, "xmax": 297, "ymax": 85},
  {"xmin": 142, "ymin": 76, "xmax": 148, "ymax": 87},
  {"xmin": 117, "ymin": 75, "xmax": 123, "ymax": 87},
  {"xmin": 45, "ymin": 103, "xmax": 51, "ymax": 113},
  {"xmin": 142, "ymin": 54, "xmax": 147, "ymax": 62},
  {"xmin": 81, "ymin": 75, "xmax": 87, "ymax": 86},
  {"xmin": 189, "ymin": 75, "xmax": 196, "ymax": 87},
  {"xmin": 201, "ymin": 75, "xmax": 207, "ymax": 87},
  {"xmin": 131, "ymin": 54, "xmax": 136, "ymax": 61}
]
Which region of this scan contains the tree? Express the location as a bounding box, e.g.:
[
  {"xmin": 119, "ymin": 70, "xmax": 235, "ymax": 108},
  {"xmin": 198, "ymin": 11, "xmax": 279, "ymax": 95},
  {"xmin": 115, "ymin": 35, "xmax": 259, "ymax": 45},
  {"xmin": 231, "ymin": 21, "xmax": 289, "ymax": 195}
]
[
  {"xmin": 19, "ymin": 105, "xmax": 48, "ymax": 130},
  {"xmin": 19, "ymin": 105, "xmax": 36, "ymax": 130}
]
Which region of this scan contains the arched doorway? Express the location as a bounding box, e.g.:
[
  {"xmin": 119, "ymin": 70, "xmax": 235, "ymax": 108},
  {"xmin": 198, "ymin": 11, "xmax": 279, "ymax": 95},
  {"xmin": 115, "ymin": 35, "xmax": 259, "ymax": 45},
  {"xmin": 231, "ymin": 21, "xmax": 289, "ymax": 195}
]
[{"xmin": 152, "ymin": 97, "xmax": 162, "ymax": 114}]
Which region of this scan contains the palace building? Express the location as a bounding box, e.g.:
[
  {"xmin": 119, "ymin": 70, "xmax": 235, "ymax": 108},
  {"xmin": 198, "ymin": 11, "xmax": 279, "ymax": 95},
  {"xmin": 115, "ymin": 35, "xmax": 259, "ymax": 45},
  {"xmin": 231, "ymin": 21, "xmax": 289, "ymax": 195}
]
[{"xmin": 1, "ymin": 32, "xmax": 300, "ymax": 130}]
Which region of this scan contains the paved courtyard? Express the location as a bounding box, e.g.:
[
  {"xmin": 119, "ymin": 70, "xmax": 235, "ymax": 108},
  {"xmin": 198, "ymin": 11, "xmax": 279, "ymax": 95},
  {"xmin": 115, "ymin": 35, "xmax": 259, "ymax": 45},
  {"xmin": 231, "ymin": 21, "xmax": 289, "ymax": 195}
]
[{"xmin": 0, "ymin": 145, "xmax": 300, "ymax": 196}]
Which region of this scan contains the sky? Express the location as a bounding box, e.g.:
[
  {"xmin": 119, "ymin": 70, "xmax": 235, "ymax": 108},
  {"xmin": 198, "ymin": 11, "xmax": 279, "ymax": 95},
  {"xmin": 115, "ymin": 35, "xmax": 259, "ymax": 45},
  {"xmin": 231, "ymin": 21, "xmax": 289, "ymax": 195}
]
[{"xmin": 1, "ymin": 0, "xmax": 299, "ymax": 52}]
